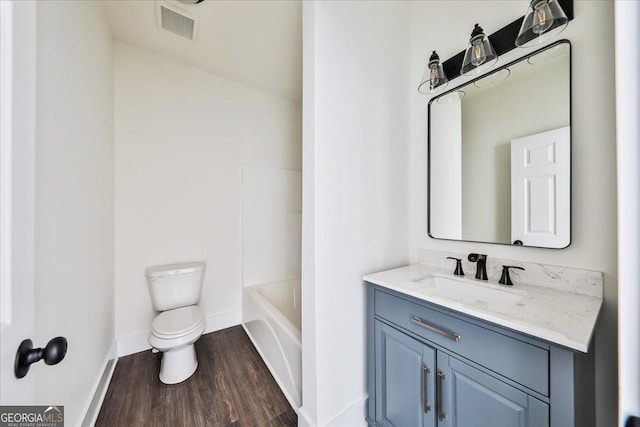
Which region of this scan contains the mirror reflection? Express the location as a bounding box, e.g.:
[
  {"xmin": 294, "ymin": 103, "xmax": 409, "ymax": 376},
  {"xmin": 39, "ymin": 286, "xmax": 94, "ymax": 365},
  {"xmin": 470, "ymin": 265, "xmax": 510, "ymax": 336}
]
[{"xmin": 428, "ymin": 41, "xmax": 571, "ymax": 248}]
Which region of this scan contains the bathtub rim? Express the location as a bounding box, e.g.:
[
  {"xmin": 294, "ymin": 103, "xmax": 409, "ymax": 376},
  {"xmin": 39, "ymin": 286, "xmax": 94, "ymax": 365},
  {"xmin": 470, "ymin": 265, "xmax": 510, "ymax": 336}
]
[{"xmin": 243, "ymin": 280, "xmax": 301, "ymax": 345}]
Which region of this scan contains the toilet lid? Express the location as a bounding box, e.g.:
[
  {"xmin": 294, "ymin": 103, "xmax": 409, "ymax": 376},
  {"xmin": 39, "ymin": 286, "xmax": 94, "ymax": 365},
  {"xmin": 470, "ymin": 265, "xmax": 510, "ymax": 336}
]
[{"xmin": 152, "ymin": 306, "xmax": 205, "ymax": 337}]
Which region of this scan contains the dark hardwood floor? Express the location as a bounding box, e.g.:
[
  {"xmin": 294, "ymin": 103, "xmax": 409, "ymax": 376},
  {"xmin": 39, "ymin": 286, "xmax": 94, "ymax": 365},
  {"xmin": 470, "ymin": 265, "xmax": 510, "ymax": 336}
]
[{"xmin": 95, "ymin": 326, "xmax": 297, "ymax": 427}]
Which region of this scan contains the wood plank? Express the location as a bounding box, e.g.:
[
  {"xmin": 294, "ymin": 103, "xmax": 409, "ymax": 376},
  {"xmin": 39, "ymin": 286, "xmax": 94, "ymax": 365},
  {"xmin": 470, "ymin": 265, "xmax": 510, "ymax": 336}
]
[{"xmin": 95, "ymin": 326, "xmax": 296, "ymax": 426}]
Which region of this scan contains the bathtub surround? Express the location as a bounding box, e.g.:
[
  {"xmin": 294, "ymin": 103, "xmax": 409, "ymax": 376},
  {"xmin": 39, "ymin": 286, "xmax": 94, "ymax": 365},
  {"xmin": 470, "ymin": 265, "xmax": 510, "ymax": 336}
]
[
  {"xmin": 114, "ymin": 42, "xmax": 301, "ymax": 343},
  {"xmin": 241, "ymin": 166, "xmax": 302, "ymax": 287}
]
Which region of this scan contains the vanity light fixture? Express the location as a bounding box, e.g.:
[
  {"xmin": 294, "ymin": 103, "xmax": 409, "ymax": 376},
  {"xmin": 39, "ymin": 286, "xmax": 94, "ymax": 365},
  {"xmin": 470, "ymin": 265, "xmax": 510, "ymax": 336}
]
[
  {"xmin": 460, "ymin": 24, "xmax": 498, "ymax": 76},
  {"xmin": 515, "ymin": 0, "xmax": 569, "ymax": 48},
  {"xmin": 416, "ymin": 0, "xmax": 572, "ymax": 89},
  {"xmin": 418, "ymin": 51, "xmax": 449, "ymax": 94}
]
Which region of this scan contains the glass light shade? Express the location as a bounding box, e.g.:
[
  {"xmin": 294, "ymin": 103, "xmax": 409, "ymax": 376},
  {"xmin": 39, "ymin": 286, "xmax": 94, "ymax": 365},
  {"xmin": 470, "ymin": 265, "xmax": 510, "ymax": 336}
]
[
  {"xmin": 473, "ymin": 68, "xmax": 510, "ymax": 89},
  {"xmin": 460, "ymin": 24, "xmax": 498, "ymax": 76},
  {"xmin": 418, "ymin": 51, "xmax": 448, "ymax": 94},
  {"xmin": 515, "ymin": 0, "xmax": 569, "ymax": 48},
  {"xmin": 436, "ymin": 90, "xmax": 465, "ymax": 104}
]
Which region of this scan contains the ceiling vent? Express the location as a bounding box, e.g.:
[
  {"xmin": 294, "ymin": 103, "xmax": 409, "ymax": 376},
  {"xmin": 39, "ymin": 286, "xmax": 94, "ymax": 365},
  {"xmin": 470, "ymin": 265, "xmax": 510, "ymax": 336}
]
[{"xmin": 156, "ymin": 2, "xmax": 199, "ymax": 41}]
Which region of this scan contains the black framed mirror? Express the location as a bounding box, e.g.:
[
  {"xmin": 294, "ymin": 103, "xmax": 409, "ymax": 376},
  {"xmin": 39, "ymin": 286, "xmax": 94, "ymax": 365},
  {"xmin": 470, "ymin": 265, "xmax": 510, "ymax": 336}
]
[{"xmin": 428, "ymin": 40, "xmax": 571, "ymax": 248}]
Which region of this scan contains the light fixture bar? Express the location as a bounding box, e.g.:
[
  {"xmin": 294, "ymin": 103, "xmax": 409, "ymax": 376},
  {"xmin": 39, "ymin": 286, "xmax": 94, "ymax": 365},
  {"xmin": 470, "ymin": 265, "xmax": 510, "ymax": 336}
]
[{"xmin": 441, "ymin": 0, "xmax": 573, "ymax": 80}]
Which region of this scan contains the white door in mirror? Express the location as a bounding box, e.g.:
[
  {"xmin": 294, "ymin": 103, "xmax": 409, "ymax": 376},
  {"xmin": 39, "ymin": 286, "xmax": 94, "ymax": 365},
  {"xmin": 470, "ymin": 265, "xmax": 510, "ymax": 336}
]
[{"xmin": 510, "ymin": 126, "xmax": 570, "ymax": 248}]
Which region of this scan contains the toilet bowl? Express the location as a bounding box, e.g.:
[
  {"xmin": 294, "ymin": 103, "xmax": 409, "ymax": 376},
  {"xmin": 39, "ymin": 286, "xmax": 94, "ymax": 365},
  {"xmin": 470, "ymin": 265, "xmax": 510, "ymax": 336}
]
[
  {"xmin": 146, "ymin": 262, "xmax": 206, "ymax": 384},
  {"xmin": 149, "ymin": 305, "xmax": 206, "ymax": 384}
]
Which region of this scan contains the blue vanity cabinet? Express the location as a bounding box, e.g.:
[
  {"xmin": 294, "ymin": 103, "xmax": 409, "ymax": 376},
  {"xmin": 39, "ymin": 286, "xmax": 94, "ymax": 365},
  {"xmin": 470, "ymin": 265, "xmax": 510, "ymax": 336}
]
[
  {"xmin": 373, "ymin": 320, "xmax": 548, "ymax": 427},
  {"xmin": 366, "ymin": 284, "xmax": 595, "ymax": 427}
]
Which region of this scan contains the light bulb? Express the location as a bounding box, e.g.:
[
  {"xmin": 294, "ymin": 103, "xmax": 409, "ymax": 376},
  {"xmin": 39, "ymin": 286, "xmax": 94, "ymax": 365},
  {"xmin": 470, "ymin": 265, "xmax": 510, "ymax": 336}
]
[
  {"xmin": 532, "ymin": 1, "xmax": 554, "ymax": 34},
  {"xmin": 429, "ymin": 66, "xmax": 439, "ymax": 87},
  {"xmin": 471, "ymin": 41, "xmax": 487, "ymax": 67}
]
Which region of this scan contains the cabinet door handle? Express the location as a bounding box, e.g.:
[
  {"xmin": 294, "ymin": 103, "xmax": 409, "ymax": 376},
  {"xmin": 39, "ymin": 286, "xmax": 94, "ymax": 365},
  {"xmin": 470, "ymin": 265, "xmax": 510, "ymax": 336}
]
[
  {"xmin": 411, "ymin": 316, "xmax": 461, "ymax": 342},
  {"xmin": 437, "ymin": 371, "xmax": 446, "ymax": 421},
  {"xmin": 422, "ymin": 364, "xmax": 431, "ymax": 413}
]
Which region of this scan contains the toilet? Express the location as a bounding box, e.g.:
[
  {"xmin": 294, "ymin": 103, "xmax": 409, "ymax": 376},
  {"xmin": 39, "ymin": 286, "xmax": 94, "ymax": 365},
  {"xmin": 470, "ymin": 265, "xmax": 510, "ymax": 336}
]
[{"xmin": 146, "ymin": 261, "xmax": 206, "ymax": 384}]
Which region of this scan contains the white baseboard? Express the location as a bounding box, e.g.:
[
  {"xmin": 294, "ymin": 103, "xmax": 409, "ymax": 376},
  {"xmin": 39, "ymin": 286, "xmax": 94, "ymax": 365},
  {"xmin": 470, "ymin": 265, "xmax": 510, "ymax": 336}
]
[
  {"xmin": 80, "ymin": 341, "xmax": 118, "ymax": 427},
  {"xmin": 117, "ymin": 310, "xmax": 242, "ymax": 357},
  {"xmin": 325, "ymin": 397, "xmax": 367, "ymax": 427},
  {"xmin": 297, "ymin": 397, "xmax": 367, "ymax": 427},
  {"xmin": 297, "ymin": 407, "xmax": 315, "ymax": 427},
  {"xmin": 116, "ymin": 330, "xmax": 151, "ymax": 357},
  {"xmin": 204, "ymin": 309, "xmax": 242, "ymax": 334}
]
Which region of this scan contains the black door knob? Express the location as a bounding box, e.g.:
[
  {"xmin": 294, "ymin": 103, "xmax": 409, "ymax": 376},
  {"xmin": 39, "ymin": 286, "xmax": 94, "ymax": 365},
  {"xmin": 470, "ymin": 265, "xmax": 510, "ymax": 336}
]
[
  {"xmin": 626, "ymin": 416, "xmax": 640, "ymax": 427},
  {"xmin": 14, "ymin": 337, "xmax": 68, "ymax": 379}
]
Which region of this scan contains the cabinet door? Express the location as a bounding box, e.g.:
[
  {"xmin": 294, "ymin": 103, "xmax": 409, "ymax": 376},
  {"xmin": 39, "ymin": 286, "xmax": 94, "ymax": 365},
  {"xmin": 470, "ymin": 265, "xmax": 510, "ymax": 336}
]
[
  {"xmin": 437, "ymin": 352, "xmax": 549, "ymax": 427},
  {"xmin": 375, "ymin": 321, "xmax": 436, "ymax": 427}
]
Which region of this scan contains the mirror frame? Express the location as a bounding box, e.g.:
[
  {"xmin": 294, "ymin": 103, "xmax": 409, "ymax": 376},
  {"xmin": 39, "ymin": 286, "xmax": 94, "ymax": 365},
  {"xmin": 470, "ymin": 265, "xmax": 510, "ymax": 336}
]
[{"xmin": 427, "ymin": 39, "xmax": 572, "ymax": 249}]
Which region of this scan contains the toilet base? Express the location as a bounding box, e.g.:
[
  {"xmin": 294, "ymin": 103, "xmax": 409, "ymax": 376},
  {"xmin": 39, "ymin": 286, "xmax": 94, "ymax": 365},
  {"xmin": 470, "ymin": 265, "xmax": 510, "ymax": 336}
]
[{"xmin": 159, "ymin": 344, "xmax": 198, "ymax": 384}]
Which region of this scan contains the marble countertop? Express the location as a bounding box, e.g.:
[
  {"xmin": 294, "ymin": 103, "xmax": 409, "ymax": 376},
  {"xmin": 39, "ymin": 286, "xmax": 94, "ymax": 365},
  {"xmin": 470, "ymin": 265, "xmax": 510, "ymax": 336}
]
[{"xmin": 364, "ymin": 264, "xmax": 603, "ymax": 352}]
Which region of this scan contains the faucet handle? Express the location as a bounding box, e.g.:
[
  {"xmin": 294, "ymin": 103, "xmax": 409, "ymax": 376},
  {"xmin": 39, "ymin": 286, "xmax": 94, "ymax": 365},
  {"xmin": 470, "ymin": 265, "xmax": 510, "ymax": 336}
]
[
  {"xmin": 446, "ymin": 257, "xmax": 464, "ymax": 276},
  {"xmin": 499, "ymin": 265, "xmax": 525, "ymax": 286}
]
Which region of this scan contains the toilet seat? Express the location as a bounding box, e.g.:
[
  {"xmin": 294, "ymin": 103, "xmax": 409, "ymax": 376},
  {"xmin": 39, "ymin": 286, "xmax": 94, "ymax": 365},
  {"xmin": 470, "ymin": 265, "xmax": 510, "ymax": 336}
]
[{"xmin": 152, "ymin": 305, "xmax": 205, "ymax": 338}]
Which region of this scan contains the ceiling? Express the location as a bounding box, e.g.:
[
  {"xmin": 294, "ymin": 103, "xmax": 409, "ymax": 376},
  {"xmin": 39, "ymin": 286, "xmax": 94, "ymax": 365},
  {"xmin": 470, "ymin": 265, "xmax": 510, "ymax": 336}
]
[{"xmin": 105, "ymin": 0, "xmax": 302, "ymax": 103}]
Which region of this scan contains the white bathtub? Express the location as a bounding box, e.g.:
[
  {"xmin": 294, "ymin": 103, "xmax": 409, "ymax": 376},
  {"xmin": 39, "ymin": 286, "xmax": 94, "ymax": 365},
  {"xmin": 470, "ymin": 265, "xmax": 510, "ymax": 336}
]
[{"xmin": 242, "ymin": 280, "xmax": 301, "ymax": 409}]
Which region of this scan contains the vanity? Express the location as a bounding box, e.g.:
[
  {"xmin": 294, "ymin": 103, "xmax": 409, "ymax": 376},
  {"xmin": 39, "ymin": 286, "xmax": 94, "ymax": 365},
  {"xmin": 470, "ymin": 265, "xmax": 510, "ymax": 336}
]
[
  {"xmin": 364, "ymin": 261, "xmax": 602, "ymax": 427},
  {"xmin": 381, "ymin": 5, "xmax": 602, "ymax": 424}
]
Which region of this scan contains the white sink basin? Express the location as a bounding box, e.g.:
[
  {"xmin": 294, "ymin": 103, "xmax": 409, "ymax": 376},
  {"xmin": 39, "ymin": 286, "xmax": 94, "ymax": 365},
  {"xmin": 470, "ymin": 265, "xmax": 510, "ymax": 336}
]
[{"xmin": 414, "ymin": 275, "xmax": 526, "ymax": 311}]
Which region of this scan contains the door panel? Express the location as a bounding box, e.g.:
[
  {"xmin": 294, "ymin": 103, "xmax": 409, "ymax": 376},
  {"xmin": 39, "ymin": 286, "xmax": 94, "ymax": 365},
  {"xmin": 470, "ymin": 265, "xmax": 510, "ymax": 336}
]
[
  {"xmin": 375, "ymin": 321, "xmax": 435, "ymax": 427},
  {"xmin": 440, "ymin": 354, "xmax": 549, "ymax": 427},
  {"xmin": 0, "ymin": 0, "xmax": 36, "ymax": 404},
  {"xmin": 511, "ymin": 126, "xmax": 570, "ymax": 248}
]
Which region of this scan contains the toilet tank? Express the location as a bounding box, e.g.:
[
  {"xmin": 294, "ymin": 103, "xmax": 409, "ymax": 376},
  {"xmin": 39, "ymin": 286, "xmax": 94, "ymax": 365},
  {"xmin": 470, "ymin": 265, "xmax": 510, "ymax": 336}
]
[{"xmin": 146, "ymin": 261, "xmax": 206, "ymax": 311}]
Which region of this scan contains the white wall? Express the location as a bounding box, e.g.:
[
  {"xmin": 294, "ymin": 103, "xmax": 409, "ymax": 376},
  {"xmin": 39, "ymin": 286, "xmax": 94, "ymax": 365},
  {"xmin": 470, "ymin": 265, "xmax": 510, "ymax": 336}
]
[
  {"xmin": 410, "ymin": 2, "xmax": 617, "ymax": 426},
  {"xmin": 34, "ymin": 1, "xmax": 114, "ymax": 425},
  {"xmin": 615, "ymin": 1, "xmax": 640, "ymax": 424},
  {"xmin": 301, "ymin": 2, "xmax": 411, "ymax": 425},
  {"xmin": 114, "ymin": 43, "xmax": 301, "ymax": 340}
]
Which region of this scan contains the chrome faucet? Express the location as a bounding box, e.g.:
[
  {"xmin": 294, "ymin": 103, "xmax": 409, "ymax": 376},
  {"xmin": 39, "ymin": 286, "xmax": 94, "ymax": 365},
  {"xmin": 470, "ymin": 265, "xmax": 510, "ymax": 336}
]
[{"xmin": 468, "ymin": 253, "xmax": 488, "ymax": 280}]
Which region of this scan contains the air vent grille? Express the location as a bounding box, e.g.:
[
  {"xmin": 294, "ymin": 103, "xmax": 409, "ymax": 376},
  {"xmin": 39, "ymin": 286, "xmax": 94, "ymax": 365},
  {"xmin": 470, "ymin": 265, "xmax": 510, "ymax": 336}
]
[{"xmin": 160, "ymin": 5, "xmax": 195, "ymax": 40}]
